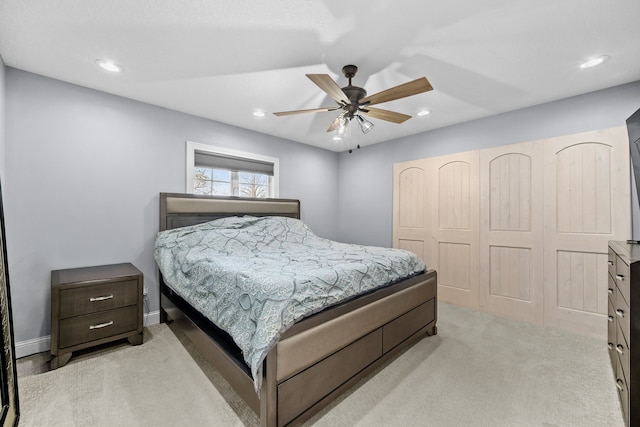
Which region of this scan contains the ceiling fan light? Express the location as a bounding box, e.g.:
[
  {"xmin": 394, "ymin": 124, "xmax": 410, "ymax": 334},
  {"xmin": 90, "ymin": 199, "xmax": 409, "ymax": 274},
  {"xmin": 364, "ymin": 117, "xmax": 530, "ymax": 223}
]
[
  {"xmin": 336, "ymin": 116, "xmax": 349, "ymax": 136},
  {"xmin": 357, "ymin": 115, "xmax": 374, "ymax": 134}
]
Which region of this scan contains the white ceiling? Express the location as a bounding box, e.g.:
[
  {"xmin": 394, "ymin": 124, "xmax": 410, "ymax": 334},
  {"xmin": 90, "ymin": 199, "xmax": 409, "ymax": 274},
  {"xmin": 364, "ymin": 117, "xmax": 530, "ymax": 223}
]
[{"xmin": 1, "ymin": 0, "xmax": 639, "ymax": 152}]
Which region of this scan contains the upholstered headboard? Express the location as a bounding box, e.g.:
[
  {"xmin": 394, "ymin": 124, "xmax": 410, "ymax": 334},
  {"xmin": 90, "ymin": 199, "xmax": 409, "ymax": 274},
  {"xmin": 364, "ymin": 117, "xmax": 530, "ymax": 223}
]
[{"xmin": 159, "ymin": 193, "xmax": 301, "ymax": 231}]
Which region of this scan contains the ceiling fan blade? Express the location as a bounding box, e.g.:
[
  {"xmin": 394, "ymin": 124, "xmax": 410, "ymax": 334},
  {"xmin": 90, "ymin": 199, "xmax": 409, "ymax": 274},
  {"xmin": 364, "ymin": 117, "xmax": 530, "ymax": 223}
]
[
  {"xmin": 306, "ymin": 74, "xmax": 350, "ymax": 105},
  {"xmin": 273, "ymin": 107, "xmax": 339, "ymax": 116},
  {"xmin": 360, "ymin": 77, "xmax": 433, "ymax": 106},
  {"xmin": 361, "ymin": 107, "xmax": 412, "ymax": 124}
]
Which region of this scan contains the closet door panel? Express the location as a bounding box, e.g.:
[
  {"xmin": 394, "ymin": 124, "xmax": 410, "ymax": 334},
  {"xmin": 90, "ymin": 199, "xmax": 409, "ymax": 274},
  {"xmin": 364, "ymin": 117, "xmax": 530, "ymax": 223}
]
[
  {"xmin": 393, "ymin": 161, "xmax": 429, "ymax": 264},
  {"xmin": 480, "ymin": 143, "xmax": 544, "ymax": 324},
  {"xmin": 543, "ymin": 127, "xmax": 630, "ymax": 338},
  {"xmin": 428, "ymin": 152, "xmax": 480, "ymax": 309},
  {"xmin": 488, "ymin": 246, "xmax": 531, "ymax": 300},
  {"xmin": 392, "ymin": 126, "xmax": 629, "ymax": 339}
]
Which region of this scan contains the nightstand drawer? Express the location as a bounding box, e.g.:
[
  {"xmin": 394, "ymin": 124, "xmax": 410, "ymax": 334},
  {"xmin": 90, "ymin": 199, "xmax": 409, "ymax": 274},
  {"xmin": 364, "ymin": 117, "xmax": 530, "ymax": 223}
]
[
  {"xmin": 58, "ymin": 305, "xmax": 139, "ymax": 349},
  {"xmin": 59, "ymin": 280, "xmax": 138, "ymax": 319}
]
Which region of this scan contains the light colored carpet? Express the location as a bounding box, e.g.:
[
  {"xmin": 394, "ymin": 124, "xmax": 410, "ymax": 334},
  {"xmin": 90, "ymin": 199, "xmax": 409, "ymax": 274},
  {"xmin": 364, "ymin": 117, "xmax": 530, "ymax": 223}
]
[
  {"xmin": 18, "ymin": 303, "xmax": 624, "ymax": 426},
  {"xmin": 18, "ymin": 324, "xmax": 249, "ymax": 426}
]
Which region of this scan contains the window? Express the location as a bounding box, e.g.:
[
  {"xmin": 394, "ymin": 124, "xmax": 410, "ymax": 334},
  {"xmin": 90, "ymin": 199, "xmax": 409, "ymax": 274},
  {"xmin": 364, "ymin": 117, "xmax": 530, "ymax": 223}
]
[{"xmin": 186, "ymin": 141, "xmax": 279, "ymax": 198}]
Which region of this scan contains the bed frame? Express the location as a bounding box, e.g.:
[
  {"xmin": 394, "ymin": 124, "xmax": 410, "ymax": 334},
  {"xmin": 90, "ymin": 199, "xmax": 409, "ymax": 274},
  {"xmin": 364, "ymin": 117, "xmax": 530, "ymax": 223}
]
[{"xmin": 158, "ymin": 192, "xmax": 437, "ymax": 426}]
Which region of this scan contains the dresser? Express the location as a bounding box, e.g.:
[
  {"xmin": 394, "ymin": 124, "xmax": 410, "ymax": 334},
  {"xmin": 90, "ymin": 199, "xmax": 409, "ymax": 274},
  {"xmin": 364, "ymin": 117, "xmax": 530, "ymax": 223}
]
[
  {"xmin": 608, "ymin": 241, "xmax": 639, "ymax": 426},
  {"xmin": 50, "ymin": 263, "xmax": 144, "ymax": 369}
]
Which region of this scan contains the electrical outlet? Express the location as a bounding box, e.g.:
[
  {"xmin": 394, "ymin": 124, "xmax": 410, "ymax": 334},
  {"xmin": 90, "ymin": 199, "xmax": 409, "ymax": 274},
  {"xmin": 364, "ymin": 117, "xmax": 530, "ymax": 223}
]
[{"xmin": 143, "ymin": 286, "xmax": 148, "ymax": 296}]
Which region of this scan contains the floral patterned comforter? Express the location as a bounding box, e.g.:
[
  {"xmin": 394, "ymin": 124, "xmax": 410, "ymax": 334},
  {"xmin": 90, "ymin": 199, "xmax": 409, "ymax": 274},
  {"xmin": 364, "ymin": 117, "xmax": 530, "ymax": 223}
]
[{"xmin": 154, "ymin": 215, "xmax": 426, "ymax": 391}]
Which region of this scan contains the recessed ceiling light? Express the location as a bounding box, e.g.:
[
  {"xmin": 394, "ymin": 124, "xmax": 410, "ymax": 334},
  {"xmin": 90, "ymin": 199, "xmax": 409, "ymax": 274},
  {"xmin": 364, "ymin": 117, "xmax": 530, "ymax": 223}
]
[
  {"xmin": 580, "ymin": 55, "xmax": 610, "ymax": 69},
  {"xmin": 252, "ymin": 110, "xmax": 265, "ymax": 117},
  {"xmin": 417, "ymin": 110, "xmax": 431, "ymax": 117},
  {"xmin": 96, "ymin": 59, "xmax": 123, "ymax": 73}
]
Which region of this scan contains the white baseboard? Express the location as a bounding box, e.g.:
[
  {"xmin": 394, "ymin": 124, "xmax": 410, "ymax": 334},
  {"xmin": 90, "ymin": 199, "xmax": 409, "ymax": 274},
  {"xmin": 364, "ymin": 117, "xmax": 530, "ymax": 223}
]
[
  {"xmin": 15, "ymin": 310, "xmax": 161, "ymax": 359},
  {"xmin": 144, "ymin": 310, "xmax": 161, "ymax": 326},
  {"xmin": 15, "ymin": 335, "xmax": 50, "ymax": 359}
]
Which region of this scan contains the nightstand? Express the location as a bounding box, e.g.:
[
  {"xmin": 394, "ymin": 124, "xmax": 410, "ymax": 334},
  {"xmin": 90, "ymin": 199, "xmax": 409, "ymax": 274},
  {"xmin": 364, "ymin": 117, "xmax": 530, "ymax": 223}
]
[{"xmin": 50, "ymin": 263, "xmax": 144, "ymax": 369}]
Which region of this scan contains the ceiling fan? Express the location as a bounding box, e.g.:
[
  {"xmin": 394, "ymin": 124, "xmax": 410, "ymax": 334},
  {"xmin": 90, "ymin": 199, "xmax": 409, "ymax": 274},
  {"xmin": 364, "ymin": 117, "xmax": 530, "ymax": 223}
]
[{"xmin": 273, "ymin": 65, "xmax": 433, "ymax": 136}]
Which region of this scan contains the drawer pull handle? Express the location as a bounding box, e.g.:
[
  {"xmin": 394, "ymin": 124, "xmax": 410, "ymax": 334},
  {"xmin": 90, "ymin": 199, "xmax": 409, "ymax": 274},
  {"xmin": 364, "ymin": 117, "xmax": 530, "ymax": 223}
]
[
  {"xmin": 608, "ymin": 343, "xmax": 614, "ymax": 350},
  {"xmin": 608, "ymin": 288, "xmax": 614, "ymax": 295},
  {"xmin": 89, "ymin": 321, "xmax": 114, "ymax": 330},
  {"xmin": 90, "ymin": 294, "xmax": 114, "ymax": 302},
  {"xmin": 608, "ymin": 261, "xmax": 614, "ymax": 266},
  {"xmin": 616, "ymin": 379, "xmax": 624, "ymax": 391},
  {"xmin": 616, "ymin": 309, "xmax": 625, "ymax": 318},
  {"xmin": 608, "ymin": 315, "xmax": 614, "ymax": 322},
  {"xmin": 616, "ymin": 344, "xmax": 624, "ymax": 355},
  {"xmin": 616, "ymin": 274, "xmax": 625, "ymax": 281}
]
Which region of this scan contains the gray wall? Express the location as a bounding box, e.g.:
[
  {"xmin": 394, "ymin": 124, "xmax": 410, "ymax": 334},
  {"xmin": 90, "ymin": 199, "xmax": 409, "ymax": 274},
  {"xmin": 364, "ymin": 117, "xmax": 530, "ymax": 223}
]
[
  {"xmin": 5, "ymin": 64, "xmax": 640, "ymax": 347},
  {"xmin": 5, "ymin": 68, "xmax": 339, "ymax": 343},
  {"xmin": 337, "ymin": 81, "xmax": 640, "ymax": 247}
]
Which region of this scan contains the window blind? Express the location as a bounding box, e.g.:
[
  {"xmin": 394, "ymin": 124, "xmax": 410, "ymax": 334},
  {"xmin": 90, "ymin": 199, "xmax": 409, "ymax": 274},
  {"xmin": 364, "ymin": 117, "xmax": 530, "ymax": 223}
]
[{"xmin": 194, "ymin": 151, "xmax": 274, "ymax": 176}]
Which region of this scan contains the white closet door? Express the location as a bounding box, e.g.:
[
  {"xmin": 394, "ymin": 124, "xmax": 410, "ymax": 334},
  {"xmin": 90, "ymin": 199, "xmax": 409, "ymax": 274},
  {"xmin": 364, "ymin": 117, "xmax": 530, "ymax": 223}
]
[
  {"xmin": 393, "ymin": 160, "xmax": 429, "ymax": 262},
  {"xmin": 427, "ymin": 152, "xmax": 480, "ymax": 309},
  {"xmin": 479, "ymin": 142, "xmax": 544, "ymax": 324},
  {"xmin": 543, "ymin": 127, "xmax": 630, "ymax": 338}
]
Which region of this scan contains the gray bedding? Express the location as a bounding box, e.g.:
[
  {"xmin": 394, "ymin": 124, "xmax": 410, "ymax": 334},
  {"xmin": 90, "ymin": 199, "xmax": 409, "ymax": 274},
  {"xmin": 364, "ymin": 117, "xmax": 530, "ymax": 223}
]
[{"xmin": 154, "ymin": 215, "xmax": 426, "ymax": 391}]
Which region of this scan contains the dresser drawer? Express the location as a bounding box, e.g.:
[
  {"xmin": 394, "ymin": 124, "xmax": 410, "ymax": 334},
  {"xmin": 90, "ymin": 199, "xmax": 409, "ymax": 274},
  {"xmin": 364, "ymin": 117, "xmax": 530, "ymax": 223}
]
[
  {"xmin": 616, "ymin": 286, "xmax": 630, "ymax": 344},
  {"xmin": 59, "ymin": 280, "xmax": 139, "ymax": 319},
  {"xmin": 615, "ymin": 255, "xmax": 630, "ymax": 306},
  {"xmin": 608, "ymin": 248, "xmax": 617, "ymax": 280},
  {"xmin": 615, "ymin": 359, "xmax": 629, "ymax": 427},
  {"xmin": 608, "ymin": 297, "xmax": 617, "ymax": 373},
  {"xmin": 607, "ymin": 274, "xmax": 617, "ymax": 305},
  {"xmin": 58, "ymin": 305, "xmax": 139, "ymax": 349},
  {"xmin": 616, "ymin": 322, "xmax": 630, "ymax": 387}
]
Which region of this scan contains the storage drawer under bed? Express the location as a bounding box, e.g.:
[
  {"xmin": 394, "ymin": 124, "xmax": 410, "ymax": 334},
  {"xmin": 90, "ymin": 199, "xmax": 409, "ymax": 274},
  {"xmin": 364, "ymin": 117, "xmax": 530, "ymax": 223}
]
[
  {"xmin": 277, "ymin": 329, "xmax": 382, "ymax": 426},
  {"xmin": 383, "ymin": 299, "xmax": 435, "ymax": 353},
  {"xmin": 276, "ymin": 298, "xmax": 435, "ymax": 425}
]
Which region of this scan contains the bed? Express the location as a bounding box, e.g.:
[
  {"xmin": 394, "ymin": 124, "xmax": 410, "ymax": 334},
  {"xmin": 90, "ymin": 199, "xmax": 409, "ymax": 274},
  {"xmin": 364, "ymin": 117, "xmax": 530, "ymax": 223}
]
[{"xmin": 156, "ymin": 192, "xmax": 437, "ymax": 426}]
